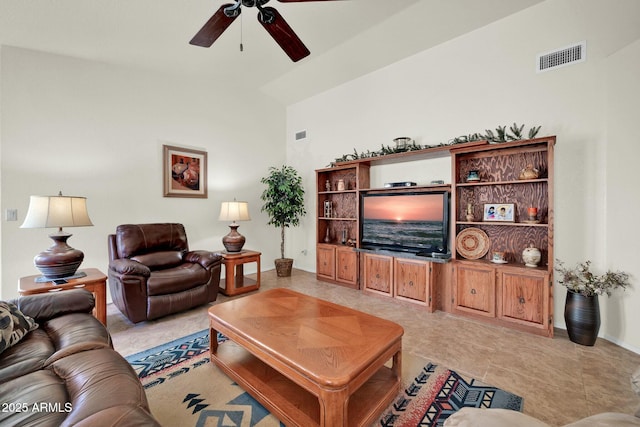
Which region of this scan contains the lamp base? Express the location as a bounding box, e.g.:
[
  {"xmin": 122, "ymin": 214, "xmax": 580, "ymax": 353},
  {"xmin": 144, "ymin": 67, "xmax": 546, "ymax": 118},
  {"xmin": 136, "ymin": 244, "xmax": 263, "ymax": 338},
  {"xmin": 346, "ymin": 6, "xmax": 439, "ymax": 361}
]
[
  {"xmin": 222, "ymin": 224, "xmax": 246, "ymax": 253},
  {"xmin": 34, "ymin": 232, "xmax": 84, "ymax": 279}
]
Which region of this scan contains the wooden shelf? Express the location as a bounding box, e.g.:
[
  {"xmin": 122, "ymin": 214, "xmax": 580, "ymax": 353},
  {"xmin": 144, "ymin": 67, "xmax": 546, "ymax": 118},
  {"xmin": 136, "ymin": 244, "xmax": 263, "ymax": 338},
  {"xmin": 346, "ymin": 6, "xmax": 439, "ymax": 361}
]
[
  {"xmin": 319, "ymin": 191, "xmax": 358, "ymax": 196},
  {"xmin": 457, "ymin": 221, "xmax": 548, "ymax": 227},
  {"xmin": 337, "ymin": 140, "xmax": 488, "ymax": 166},
  {"xmin": 456, "ymin": 178, "xmax": 548, "ymax": 187},
  {"xmin": 361, "ymin": 184, "xmax": 451, "ymax": 193},
  {"xmin": 451, "ymin": 136, "xmax": 555, "ymax": 337},
  {"xmin": 316, "ymin": 163, "xmax": 369, "ymax": 288},
  {"xmin": 319, "ymin": 217, "xmax": 357, "ymax": 221},
  {"xmin": 213, "ymin": 341, "xmax": 399, "ymax": 427},
  {"xmin": 319, "ymin": 242, "xmax": 356, "ymax": 247},
  {"xmin": 455, "ymin": 257, "xmax": 549, "ymax": 272}
]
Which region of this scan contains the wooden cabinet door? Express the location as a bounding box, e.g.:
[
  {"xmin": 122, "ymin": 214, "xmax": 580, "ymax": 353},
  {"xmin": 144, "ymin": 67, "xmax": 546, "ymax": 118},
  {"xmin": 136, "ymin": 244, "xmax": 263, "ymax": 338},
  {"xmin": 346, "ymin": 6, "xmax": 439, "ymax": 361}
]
[
  {"xmin": 454, "ymin": 263, "xmax": 495, "ymax": 317},
  {"xmin": 316, "ymin": 245, "xmax": 335, "ymax": 281},
  {"xmin": 498, "ymin": 270, "xmax": 549, "ymax": 330},
  {"xmin": 336, "ymin": 246, "xmax": 358, "ymax": 287},
  {"xmin": 394, "ymin": 258, "xmax": 430, "ymax": 306},
  {"xmin": 362, "ymin": 253, "xmax": 393, "ymax": 296}
]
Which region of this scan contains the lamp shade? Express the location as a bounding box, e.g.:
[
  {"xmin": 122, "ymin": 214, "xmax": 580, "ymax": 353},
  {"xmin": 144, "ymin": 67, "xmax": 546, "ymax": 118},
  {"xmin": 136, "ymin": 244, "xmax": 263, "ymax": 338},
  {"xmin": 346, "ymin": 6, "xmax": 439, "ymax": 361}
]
[
  {"xmin": 20, "ymin": 193, "xmax": 93, "ymax": 279},
  {"xmin": 21, "ymin": 195, "xmax": 93, "ymax": 229},
  {"xmin": 218, "ymin": 201, "xmax": 251, "ymax": 222}
]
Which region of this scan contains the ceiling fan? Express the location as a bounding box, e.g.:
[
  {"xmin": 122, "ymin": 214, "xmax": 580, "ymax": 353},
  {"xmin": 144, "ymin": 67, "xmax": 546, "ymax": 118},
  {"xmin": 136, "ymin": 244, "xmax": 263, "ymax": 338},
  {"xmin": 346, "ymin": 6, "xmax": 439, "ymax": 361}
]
[{"xmin": 189, "ymin": 0, "xmax": 340, "ymax": 62}]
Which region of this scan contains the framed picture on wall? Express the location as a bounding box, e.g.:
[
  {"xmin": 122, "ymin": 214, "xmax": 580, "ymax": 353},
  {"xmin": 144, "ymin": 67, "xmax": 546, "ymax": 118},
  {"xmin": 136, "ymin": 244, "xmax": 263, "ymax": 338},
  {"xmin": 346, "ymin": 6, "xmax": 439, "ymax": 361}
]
[
  {"xmin": 483, "ymin": 203, "xmax": 514, "ymax": 222},
  {"xmin": 163, "ymin": 144, "xmax": 208, "ymax": 198}
]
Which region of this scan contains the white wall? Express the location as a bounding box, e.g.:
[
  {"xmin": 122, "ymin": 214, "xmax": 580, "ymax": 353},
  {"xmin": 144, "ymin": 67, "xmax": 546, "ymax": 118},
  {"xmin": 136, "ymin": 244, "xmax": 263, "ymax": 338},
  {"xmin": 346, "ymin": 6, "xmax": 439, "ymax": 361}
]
[
  {"xmin": 603, "ymin": 39, "xmax": 640, "ymax": 347},
  {"xmin": 0, "ymin": 47, "xmax": 286, "ymax": 300},
  {"xmin": 0, "ymin": 48, "xmax": 3, "ymax": 287},
  {"xmin": 286, "ymin": 0, "xmax": 640, "ymax": 351}
]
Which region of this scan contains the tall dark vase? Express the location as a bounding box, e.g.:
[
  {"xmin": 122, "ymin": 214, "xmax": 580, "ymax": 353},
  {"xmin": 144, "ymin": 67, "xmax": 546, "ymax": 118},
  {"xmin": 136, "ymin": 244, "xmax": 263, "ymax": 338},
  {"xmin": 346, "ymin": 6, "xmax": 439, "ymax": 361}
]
[{"xmin": 564, "ymin": 290, "xmax": 601, "ymax": 346}]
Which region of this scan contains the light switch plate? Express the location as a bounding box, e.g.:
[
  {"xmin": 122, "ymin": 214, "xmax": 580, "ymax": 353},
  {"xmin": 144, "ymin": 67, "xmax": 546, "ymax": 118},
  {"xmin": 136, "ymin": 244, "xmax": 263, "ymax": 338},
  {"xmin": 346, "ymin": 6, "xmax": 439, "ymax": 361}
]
[{"xmin": 5, "ymin": 209, "xmax": 18, "ymax": 221}]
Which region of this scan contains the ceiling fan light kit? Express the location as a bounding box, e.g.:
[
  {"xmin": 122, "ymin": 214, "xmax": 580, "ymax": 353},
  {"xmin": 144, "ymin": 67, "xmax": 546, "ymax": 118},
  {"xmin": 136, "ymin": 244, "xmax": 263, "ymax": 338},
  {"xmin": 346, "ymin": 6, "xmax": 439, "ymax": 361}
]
[{"xmin": 190, "ymin": 0, "xmax": 339, "ymax": 62}]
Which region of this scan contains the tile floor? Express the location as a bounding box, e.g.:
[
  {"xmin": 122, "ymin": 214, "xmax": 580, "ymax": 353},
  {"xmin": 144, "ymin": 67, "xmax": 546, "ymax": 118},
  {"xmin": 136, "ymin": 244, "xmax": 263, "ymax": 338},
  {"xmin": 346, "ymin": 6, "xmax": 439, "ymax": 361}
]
[{"xmin": 108, "ymin": 269, "xmax": 640, "ymax": 426}]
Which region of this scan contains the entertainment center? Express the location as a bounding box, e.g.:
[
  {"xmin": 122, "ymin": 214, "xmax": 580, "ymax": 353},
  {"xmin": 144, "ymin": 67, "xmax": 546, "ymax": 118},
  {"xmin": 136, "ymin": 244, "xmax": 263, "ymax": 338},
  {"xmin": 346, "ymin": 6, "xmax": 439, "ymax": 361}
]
[{"xmin": 316, "ymin": 136, "xmax": 555, "ymax": 337}]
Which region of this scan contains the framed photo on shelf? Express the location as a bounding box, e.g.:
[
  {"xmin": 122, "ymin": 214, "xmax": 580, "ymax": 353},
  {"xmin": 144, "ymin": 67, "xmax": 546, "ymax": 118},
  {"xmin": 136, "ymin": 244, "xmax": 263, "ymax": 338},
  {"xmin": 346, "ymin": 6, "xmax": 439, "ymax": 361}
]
[
  {"xmin": 483, "ymin": 203, "xmax": 514, "ymax": 222},
  {"xmin": 163, "ymin": 144, "xmax": 208, "ymax": 198}
]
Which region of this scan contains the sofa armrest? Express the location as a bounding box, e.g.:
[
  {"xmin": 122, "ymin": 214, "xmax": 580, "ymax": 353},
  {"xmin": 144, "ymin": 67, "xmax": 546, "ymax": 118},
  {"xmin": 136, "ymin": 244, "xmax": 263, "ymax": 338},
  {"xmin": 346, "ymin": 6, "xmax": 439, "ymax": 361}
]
[
  {"xmin": 13, "ymin": 289, "xmax": 95, "ymax": 322},
  {"xmin": 107, "ymin": 264, "xmax": 149, "ymax": 324},
  {"xmin": 109, "ymin": 259, "xmax": 151, "ymax": 277},
  {"xmin": 184, "ymin": 250, "xmax": 222, "ymax": 270}
]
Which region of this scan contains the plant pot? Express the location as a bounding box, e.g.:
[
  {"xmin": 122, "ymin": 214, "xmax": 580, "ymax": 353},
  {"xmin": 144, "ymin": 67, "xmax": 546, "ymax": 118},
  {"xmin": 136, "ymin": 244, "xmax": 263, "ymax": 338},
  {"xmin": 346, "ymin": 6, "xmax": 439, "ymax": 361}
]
[
  {"xmin": 564, "ymin": 290, "xmax": 600, "ymax": 346},
  {"xmin": 275, "ymin": 258, "xmax": 294, "ymax": 277}
]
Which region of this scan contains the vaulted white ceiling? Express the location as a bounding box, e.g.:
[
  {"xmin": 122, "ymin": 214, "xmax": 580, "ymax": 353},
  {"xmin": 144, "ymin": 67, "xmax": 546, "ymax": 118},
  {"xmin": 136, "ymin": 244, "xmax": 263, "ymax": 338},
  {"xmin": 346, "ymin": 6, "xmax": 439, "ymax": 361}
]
[{"xmin": 0, "ymin": 0, "xmax": 543, "ymax": 104}]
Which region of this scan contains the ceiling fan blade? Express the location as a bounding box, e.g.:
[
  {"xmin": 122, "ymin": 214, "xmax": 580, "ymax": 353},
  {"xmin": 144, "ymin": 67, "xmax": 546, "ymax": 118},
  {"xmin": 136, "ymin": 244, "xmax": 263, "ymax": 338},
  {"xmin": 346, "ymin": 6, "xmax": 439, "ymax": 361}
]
[
  {"xmin": 258, "ymin": 7, "xmax": 310, "ymax": 62},
  {"xmin": 189, "ymin": 3, "xmax": 240, "ymax": 48}
]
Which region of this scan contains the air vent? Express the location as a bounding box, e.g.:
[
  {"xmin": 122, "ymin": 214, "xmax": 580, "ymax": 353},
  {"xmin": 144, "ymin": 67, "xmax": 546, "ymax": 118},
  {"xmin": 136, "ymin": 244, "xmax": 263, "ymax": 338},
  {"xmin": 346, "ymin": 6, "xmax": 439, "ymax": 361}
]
[
  {"xmin": 536, "ymin": 41, "xmax": 586, "ymax": 73},
  {"xmin": 295, "ymin": 130, "xmax": 307, "ymax": 141}
]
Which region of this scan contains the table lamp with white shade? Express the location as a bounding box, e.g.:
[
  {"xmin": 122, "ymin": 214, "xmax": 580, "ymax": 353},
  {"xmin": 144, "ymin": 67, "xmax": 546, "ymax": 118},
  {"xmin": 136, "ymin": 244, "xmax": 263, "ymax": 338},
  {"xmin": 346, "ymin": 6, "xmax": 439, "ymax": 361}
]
[
  {"xmin": 219, "ymin": 200, "xmax": 251, "ymax": 252},
  {"xmin": 20, "ymin": 191, "xmax": 93, "ymax": 280}
]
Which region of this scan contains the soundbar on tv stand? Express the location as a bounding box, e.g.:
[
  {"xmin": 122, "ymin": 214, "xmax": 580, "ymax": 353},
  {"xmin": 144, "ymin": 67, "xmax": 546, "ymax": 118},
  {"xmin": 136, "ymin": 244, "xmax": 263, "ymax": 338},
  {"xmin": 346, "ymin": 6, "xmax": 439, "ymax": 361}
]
[{"xmin": 383, "ymin": 181, "xmax": 417, "ymax": 188}]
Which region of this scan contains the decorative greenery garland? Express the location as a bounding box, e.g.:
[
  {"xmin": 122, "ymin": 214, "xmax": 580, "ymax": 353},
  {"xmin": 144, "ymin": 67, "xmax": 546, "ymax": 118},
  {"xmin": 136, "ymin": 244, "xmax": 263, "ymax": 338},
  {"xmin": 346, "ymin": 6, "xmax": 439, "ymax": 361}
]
[{"xmin": 331, "ymin": 123, "xmax": 541, "ymax": 165}]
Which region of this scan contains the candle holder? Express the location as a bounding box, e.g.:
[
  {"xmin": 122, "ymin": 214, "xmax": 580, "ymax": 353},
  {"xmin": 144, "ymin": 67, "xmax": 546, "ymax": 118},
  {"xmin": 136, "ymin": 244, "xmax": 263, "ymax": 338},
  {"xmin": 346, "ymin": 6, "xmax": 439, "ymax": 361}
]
[{"xmin": 525, "ymin": 207, "xmax": 540, "ymax": 224}]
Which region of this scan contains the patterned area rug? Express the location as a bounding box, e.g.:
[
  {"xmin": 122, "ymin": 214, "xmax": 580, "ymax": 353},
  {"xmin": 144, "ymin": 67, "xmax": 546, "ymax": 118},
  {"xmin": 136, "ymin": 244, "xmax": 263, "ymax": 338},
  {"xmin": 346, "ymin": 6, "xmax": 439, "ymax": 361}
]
[
  {"xmin": 379, "ymin": 363, "xmax": 523, "ymax": 426},
  {"xmin": 125, "ymin": 329, "xmax": 523, "ymax": 426}
]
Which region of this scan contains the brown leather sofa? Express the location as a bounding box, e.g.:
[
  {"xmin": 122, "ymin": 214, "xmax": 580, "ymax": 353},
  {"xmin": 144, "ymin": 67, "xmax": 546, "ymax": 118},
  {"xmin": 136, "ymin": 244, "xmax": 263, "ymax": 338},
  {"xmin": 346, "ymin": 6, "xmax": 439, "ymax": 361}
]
[
  {"xmin": 108, "ymin": 223, "xmax": 222, "ymax": 323},
  {"xmin": 0, "ymin": 289, "xmax": 159, "ymax": 426}
]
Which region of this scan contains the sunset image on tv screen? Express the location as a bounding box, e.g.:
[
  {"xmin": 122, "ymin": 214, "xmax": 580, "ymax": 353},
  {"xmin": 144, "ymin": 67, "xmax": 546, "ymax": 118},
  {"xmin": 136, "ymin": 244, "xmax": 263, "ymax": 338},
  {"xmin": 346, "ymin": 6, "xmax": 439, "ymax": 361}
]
[
  {"xmin": 363, "ymin": 195, "xmax": 443, "ymax": 221},
  {"xmin": 361, "ymin": 193, "xmax": 447, "ymax": 253}
]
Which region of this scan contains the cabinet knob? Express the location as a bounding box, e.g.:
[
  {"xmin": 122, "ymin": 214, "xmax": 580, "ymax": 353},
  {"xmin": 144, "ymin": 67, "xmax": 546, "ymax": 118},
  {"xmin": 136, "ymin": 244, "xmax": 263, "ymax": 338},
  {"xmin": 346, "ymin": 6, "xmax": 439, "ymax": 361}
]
[
  {"xmin": 375, "ymin": 274, "xmax": 380, "ymax": 279},
  {"xmin": 519, "ymin": 297, "xmax": 526, "ymax": 304},
  {"xmin": 470, "ymin": 288, "xmax": 477, "ymax": 295},
  {"xmin": 408, "ymin": 281, "xmax": 414, "ymax": 287}
]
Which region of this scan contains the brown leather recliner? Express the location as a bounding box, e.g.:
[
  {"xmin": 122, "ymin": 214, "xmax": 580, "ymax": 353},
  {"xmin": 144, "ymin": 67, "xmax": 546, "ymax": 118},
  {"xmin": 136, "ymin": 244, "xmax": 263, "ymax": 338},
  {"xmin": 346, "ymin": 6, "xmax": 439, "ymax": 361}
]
[{"xmin": 108, "ymin": 223, "xmax": 222, "ymax": 323}]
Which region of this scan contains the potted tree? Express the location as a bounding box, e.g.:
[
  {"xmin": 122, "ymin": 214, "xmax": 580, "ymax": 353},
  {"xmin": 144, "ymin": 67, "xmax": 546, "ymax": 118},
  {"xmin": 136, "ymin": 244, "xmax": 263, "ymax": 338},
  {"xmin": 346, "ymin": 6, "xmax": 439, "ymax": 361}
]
[
  {"xmin": 260, "ymin": 165, "xmax": 306, "ymax": 277},
  {"xmin": 556, "ymin": 259, "xmax": 631, "ymax": 346}
]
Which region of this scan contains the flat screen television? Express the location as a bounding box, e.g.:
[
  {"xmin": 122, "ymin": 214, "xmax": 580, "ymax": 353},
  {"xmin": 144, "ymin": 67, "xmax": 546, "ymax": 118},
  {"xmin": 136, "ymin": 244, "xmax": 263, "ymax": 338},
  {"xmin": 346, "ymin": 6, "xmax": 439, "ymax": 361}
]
[{"xmin": 360, "ymin": 191, "xmax": 450, "ymax": 255}]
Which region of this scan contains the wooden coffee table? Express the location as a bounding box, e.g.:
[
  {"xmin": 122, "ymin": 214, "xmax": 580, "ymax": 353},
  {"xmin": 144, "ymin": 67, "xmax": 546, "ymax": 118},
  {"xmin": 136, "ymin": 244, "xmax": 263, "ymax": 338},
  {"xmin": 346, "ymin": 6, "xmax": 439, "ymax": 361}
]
[{"xmin": 208, "ymin": 288, "xmax": 403, "ymax": 427}]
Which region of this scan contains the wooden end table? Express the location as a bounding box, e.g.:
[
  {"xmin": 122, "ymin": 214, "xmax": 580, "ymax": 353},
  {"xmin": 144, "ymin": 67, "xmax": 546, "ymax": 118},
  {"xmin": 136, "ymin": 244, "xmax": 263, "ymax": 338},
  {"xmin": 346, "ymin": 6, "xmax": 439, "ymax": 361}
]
[
  {"xmin": 18, "ymin": 268, "xmax": 107, "ymax": 325},
  {"xmin": 208, "ymin": 288, "xmax": 403, "ymax": 426},
  {"xmin": 216, "ymin": 249, "xmax": 261, "ymax": 296}
]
